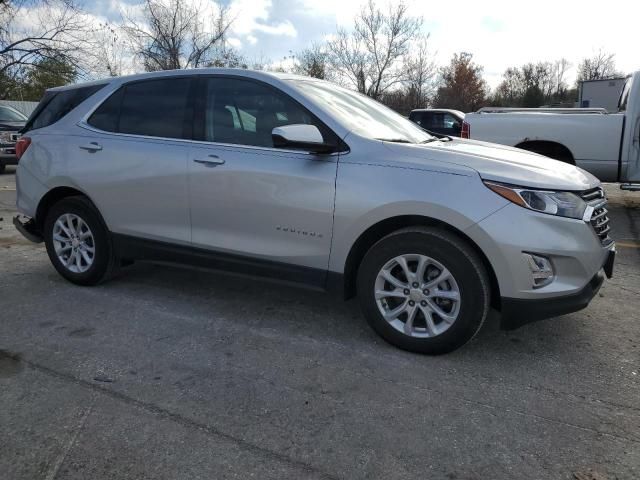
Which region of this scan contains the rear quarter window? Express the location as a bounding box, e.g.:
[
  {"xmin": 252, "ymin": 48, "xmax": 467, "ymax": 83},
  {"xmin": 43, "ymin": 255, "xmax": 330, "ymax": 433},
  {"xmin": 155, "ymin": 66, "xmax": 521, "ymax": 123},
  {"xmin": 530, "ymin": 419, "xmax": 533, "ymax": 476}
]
[
  {"xmin": 25, "ymin": 84, "xmax": 106, "ymax": 132},
  {"xmin": 88, "ymin": 77, "xmax": 192, "ymax": 140}
]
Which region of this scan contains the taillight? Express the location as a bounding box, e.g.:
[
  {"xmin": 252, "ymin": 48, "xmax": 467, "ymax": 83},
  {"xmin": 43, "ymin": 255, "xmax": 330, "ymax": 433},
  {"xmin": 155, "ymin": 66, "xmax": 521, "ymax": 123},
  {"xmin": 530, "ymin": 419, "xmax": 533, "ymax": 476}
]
[
  {"xmin": 461, "ymin": 121, "xmax": 470, "ymax": 139},
  {"xmin": 15, "ymin": 136, "xmax": 31, "ymax": 159}
]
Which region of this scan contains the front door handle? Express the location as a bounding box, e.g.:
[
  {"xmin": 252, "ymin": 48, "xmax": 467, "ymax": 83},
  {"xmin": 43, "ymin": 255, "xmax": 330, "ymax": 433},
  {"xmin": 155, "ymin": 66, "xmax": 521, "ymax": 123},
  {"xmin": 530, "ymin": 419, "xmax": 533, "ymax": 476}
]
[
  {"xmin": 79, "ymin": 142, "xmax": 102, "ymax": 152},
  {"xmin": 193, "ymin": 155, "xmax": 225, "ymax": 167}
]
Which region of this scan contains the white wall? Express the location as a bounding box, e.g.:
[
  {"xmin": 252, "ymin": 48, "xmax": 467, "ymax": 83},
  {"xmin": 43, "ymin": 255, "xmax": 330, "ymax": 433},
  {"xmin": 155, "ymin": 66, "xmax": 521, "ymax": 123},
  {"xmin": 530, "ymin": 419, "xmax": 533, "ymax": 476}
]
[
  {"xmin": 0, "ymin": 100, "xmax": 38, "ymax": 116},
  {"xmin": 579, "ymin": 78, "xmax": 627, "ymax": 113}
]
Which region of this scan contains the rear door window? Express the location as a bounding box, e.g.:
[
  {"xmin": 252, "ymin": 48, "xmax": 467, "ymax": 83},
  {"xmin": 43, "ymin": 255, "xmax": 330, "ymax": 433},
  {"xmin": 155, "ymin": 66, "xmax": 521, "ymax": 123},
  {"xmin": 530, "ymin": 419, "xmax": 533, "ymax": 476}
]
[
  {"xmin": 88, "ymin": 78, "xmax": 192, "ymax": 140},
  {"xmin": 24, "ymin": 84, "xmax": 105, "ymax": 132}
]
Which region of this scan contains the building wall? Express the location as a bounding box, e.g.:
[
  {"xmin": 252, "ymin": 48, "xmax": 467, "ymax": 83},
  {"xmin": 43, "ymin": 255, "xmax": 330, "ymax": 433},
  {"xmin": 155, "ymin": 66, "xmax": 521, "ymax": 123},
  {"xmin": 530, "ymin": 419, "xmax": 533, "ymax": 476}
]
[{"xmin": 579, "ymin": 78, "xmax": 627, "ymax": 112}]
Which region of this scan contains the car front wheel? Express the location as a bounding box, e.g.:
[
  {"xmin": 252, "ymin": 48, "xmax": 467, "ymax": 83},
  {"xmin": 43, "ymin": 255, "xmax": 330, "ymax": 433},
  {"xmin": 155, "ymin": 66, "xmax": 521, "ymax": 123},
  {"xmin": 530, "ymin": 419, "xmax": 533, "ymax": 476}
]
[{"xmin": 357, "ymin": 227, "xmax": 490, "ymax": 354}]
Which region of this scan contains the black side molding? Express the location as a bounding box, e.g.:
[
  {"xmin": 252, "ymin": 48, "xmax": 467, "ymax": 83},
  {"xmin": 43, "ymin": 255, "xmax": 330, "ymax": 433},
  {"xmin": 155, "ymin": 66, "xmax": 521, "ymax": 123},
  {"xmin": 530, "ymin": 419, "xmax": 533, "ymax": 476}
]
[
  {"xmin": 112, "ymin": 233, "xmax": 328, "ymax": 290},
  {"xmin": 13, "ymin": 216, "xmax": 43, "ymax": 243},
  {"xmin": 500, "ymin": 271, "xmax": 605, "ymax": 330}
]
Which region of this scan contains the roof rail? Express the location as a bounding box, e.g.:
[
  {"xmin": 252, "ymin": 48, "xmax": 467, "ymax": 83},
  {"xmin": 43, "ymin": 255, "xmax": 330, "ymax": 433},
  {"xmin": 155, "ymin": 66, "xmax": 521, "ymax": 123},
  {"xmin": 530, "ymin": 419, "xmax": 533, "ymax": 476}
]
[{"xmin": 476, "ymin": 107, "xmax": 608, "ymax": 114}]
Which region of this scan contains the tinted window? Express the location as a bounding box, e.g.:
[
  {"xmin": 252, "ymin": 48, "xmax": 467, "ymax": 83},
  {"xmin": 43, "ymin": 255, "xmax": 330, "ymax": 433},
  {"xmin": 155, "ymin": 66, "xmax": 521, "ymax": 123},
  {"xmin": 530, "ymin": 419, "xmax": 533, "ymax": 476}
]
[
  {"xmin": 119, "ymin": 78, "xmax": 191, "ymax": 139},
  {"xmin": 0, "ymin": 106, "xmax": 27, "ymax": 122},
  {"xmin": 89, "ymin": 78, "xmax": 192, "ymax": 139},
  {"xmin": 88, "ymin": 88, "xmax": 123, "ymax": 132},
  {"xmin": 25, "ymin": 84, "xmax": 105, "ymax": 132},
  {"xmin": 203, "ymin": 77, "xmax": 320, "ymax": 148},
  {"xmin": 618, "ymin": 77, "xmax": 632, "ymax": 112}
]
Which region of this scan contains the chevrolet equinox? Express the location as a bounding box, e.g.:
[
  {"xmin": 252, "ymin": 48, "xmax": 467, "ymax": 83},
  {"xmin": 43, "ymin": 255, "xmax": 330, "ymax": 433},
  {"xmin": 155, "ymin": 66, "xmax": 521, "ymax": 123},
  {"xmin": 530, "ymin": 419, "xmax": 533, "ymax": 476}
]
[{"xmin": 13, "ymin": 69, "xmax": 615, "ymax": 354}]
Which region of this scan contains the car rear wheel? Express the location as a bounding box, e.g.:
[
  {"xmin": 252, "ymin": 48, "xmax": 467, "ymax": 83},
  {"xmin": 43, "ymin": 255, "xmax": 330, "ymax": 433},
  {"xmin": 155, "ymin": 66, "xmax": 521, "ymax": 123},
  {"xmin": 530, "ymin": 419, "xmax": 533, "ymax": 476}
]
[
  {"xmin": 44, "ymin": 196, "xmax": 117, "ymax": 285},
  {"xmin": 357, "ymin": 227, "xmax": 490, "ymax": 354}
]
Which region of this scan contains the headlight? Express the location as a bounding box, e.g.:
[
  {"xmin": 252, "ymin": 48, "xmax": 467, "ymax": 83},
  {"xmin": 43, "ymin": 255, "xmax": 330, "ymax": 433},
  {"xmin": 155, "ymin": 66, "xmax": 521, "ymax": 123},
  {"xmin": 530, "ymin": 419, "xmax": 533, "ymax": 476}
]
[
  {"xmin": 484, "ymin": 181, "xmax": 588, "ymax": 220},
  {"xmin": 0, "ymin": 131, "xmax": 13, "ymax": 143}
]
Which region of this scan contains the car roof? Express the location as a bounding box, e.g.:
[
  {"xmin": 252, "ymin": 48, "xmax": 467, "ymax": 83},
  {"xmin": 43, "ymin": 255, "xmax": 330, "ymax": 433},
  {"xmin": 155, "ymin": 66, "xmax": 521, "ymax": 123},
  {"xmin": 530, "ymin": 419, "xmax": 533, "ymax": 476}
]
[{"xmin": 47, "ymin": 68, "xmax": 323, "ymax": 93}]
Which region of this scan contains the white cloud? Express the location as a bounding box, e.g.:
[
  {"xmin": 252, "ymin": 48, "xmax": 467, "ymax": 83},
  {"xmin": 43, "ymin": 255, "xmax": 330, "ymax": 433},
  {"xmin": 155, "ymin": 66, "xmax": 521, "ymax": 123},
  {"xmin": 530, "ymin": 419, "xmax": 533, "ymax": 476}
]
[
  {"xmin": 299, "ymin": 0, "xmax": 640, "ymax": 87},
  {"xmin": 228, "ymin": 0, "xmax": 297, "ymax": 38},
  {"xmin": 227, "ymin": 37, "xmax": 243, "ymax": 49}
]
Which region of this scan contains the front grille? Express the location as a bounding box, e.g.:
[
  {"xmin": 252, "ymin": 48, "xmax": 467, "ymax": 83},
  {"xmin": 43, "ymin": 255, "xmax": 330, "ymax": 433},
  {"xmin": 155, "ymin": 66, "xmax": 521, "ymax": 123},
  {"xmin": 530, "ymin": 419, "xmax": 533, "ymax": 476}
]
[
  {"xmin": 10, "ymin": 133, "xmax": 19, "ymax": 142},
  {"xmin": 580, "ymin": 187, "xmax": 612, "ymax": 246}
]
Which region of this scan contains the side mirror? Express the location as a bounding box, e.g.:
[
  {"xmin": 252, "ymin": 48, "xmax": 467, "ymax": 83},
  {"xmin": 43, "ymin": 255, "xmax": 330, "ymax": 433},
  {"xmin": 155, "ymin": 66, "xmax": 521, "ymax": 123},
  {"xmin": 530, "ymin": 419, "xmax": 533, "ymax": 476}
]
[{"xmin": 272, "ymin": 124, "xmax": 336, "ymax": 154}]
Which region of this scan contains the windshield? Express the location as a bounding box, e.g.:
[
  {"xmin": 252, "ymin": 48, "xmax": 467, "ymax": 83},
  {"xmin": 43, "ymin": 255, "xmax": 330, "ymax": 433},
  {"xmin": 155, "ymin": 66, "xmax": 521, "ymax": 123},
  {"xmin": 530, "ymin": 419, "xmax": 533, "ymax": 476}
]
[
  {"xmin": 291, "ymin": 80, "xmax": 434, "ymax": 143},
  {"xmin": 0, "ymin": 106, "xmax": 27, "ymax": 122}
]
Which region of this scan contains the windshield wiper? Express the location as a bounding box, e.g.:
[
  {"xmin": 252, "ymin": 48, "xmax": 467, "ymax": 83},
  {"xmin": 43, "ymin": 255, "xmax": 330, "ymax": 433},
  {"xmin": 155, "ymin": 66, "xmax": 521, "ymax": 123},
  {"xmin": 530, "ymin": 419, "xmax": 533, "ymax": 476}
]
[{"xmin": 420, "ymin": 138, "xmax": 439, "ymax": 144}]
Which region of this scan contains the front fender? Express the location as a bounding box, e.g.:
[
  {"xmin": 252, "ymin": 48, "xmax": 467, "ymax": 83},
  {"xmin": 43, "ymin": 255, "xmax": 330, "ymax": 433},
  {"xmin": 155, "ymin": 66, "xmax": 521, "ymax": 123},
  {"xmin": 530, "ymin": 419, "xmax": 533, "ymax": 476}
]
[{"xmin": 328, "ymin": 162, "xmax": 509, "ymax": 273}]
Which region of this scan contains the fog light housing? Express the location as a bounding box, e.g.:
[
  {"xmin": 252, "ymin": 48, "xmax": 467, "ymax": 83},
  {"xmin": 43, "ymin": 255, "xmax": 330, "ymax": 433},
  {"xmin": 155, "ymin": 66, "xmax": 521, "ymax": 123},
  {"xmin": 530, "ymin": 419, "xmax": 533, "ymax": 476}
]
[{"xmin": 524, "ymin": 253, "xmax": 554, "ymax": 288}]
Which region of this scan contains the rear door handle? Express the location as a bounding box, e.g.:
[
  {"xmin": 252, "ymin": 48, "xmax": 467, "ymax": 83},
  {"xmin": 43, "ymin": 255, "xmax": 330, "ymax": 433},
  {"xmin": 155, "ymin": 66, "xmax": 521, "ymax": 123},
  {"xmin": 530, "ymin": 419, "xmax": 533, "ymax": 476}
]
[
  {"xmin": 79, "ymin": 142, "xmax": 102, "ymax": 152},
  {"xmin": 193, "ymin": 155, "xmax": 225, "ymax": 167}
]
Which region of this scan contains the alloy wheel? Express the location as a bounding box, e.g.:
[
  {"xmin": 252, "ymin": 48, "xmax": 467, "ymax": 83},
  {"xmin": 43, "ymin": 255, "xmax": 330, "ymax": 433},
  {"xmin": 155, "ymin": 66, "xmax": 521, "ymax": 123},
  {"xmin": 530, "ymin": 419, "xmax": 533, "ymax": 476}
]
[{"xmin": 374, "ymin": 254, "xmax": 461, "ymax": 338}]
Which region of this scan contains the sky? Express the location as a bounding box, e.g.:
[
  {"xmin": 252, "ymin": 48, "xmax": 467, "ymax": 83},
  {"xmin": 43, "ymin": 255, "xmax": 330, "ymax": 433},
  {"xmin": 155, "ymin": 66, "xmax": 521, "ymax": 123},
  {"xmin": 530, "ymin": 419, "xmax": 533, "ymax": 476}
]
[{"xmin": 78, "ymin": 0, "xmax": 640, "ymax": 87}]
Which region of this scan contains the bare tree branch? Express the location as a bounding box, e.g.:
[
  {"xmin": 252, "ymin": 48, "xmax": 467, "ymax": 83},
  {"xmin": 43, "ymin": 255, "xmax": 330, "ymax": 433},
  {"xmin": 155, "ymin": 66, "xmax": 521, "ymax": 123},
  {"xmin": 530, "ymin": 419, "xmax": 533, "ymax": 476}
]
[
  {"xmin": 328, "ymin": 0, "xmax": 422, "ymax": 99},
  {"xmin": 121, "ymin": 0, "xmax": 235, "ymax": 72}
]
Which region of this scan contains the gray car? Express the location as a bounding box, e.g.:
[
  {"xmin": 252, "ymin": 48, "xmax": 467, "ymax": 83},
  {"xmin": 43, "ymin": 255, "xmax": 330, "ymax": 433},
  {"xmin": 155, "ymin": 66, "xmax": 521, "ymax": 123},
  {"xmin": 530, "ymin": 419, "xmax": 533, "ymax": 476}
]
[{"xmin": 13, "ymin": 69, "xmax": 615, "ymax": 354}]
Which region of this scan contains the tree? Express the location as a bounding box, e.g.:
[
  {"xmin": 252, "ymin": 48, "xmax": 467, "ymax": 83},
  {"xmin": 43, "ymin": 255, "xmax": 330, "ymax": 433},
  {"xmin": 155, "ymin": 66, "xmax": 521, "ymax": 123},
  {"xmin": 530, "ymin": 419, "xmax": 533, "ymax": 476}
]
[
  {"xmin": 328, "ymin": 0, "xmax": 422, "ymax": 99},
  {"xmin": 434, "ymin": 52, "xmax": 487, "ymax": 112},
  {"xmin": 551, "ymin": 58, "xmax": 570, "ymax": 96},
  {"xmin": 402, "ymin": 36, "xmax": 436, "ymax": 109},
  {"xmin": 491, "ymin": 59, "xmax": 574, "ymax": 107},
  {"xmin": 121, "ymin": 0, "xmax": 234, "ymax": 72},
  {"xmin": 294, "ymin": 43, "xmax": 329, "ymax": 79},
  {"xmin": 92, "ymin": 23, "xmax": 128, "ymax": 77},
  {"xmin": 18, "ymin": 57, "xmax": 76, "ymax": 100},
  {"xmin": 577, "ymin": 50, "xmax": 623, "ymax": 82},
  {"xmin": 1, "ymin": 0, "xmax": 92, "ymax": 95}
]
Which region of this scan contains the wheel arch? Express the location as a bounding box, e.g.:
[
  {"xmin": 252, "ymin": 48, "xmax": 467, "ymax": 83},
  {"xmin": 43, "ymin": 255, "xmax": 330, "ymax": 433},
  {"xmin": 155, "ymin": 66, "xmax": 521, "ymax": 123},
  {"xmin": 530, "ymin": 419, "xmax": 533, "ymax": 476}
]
[
  {"xmin": 35, "ymin": 186, "xmax": 103, "ymax": 231},
  {"xmin": 337, "ymin": 215, "xmax": 501, "ymax": 309},
  {"xmin": 514, "ymin": 140, "xmax": 575, "ymax": 164}
]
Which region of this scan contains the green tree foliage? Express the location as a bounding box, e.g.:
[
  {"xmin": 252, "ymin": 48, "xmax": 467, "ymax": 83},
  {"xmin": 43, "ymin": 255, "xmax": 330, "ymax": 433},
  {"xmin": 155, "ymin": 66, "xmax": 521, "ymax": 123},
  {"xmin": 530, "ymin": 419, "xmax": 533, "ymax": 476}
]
[
  {"xmin": 1, "ymin": 58, "xmax": 76, "ymax": 101},
  {"xmin": 18, "ymin": 58, "xmax": 77, "ymax": 100},
  {"xmin": 491, "ymin": 59, "xmax": 576, "ymax": 107}
]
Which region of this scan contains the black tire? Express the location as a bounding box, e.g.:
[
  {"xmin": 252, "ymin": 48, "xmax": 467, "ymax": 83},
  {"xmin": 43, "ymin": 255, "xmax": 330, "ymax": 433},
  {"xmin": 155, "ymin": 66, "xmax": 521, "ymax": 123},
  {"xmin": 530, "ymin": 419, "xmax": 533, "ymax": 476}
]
[
  {"xmin": 357, "ymin": 227, "xmax": 490, "ymax": 355},
  {"xmin": 44, "ymin": 196, "xmax": 117, "ymax": 286},
  {"xmin": 0, "ymin": 163, "xmax": 5, "ymax": 174}
]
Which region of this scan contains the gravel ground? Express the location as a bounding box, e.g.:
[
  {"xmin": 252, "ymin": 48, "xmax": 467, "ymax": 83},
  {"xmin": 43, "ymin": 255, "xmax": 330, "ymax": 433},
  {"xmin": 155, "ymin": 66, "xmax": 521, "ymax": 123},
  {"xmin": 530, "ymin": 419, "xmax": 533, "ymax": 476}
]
[{"xmin": 1, "ymin": 166, "xmax": 638, "ymax": 480}]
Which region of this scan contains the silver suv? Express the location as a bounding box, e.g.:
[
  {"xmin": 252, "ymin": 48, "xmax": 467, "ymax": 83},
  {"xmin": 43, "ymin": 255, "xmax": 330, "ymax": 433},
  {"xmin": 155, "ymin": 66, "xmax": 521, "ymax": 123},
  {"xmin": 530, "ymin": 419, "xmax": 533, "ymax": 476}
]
[{"xmin": 13, "ymin": 69, "xmax": 615, "ymax": 354}]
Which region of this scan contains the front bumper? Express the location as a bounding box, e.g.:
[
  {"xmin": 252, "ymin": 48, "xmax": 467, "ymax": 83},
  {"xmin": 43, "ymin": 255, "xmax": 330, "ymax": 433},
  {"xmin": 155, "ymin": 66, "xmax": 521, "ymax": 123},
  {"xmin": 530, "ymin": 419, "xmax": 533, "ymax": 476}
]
[
  {"xmin": 500, "ymin": 269, "xmax": 606, "ymax": 330},
  {"xmin": 0, "ymin": 143, "xmax": 18, "ymax": 164},
  {"xmin": 465, "ymin": 202, "xmax": 615, "ymax": 329}
]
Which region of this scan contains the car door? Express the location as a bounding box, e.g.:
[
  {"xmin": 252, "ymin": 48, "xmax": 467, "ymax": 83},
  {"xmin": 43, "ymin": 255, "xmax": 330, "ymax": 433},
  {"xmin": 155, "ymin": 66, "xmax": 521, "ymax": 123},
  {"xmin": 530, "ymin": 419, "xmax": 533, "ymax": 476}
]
[
  {"xmin": 78, "ymin": 77, "xmax": 194, "ymax": 244},
  {"xmin": 187, "ymin": 76, "xmax": 340, "ymax": 280}
]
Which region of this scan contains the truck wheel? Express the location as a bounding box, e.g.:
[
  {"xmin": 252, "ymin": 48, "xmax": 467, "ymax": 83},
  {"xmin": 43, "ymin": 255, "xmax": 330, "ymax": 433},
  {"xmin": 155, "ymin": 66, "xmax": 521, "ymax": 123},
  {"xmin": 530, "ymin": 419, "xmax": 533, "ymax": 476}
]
[
  {"xmin": 44, "ymin": 196, "xmax": 117, "ymax": 286},
  {"xmin": 357, "ymin": 227, "xmax": 490, "ymax": 355}
]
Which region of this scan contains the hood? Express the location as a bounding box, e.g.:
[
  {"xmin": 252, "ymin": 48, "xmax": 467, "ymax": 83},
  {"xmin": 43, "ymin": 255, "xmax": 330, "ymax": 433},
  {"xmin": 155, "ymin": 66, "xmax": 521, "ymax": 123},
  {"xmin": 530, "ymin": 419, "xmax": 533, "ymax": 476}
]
[
  {"xmin": 384, "ymin": 138, "xmax": 599, "ymax": 191},
  {"xmin": 0, "ymin": 121, "xmax": 26, "ymax": 131}
]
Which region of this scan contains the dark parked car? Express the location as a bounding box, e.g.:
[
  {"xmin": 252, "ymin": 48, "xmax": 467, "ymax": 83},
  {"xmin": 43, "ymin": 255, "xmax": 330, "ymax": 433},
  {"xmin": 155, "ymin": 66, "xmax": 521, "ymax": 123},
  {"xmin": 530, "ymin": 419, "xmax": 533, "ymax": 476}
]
[
  {"xmin": 409, "ymin": 109, "xmax": 465, "ymax": 137},
  {"xmin": 0, "ymin": 105, "xmax": 27, "ymax": 173}
]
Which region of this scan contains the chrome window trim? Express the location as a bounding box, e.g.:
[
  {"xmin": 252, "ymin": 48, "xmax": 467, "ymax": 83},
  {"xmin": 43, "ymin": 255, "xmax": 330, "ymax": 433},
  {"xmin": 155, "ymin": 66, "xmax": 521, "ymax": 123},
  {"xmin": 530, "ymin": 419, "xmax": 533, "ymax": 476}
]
[{"xmin": 76, "ymin": 120, "xmax": 346, "ymax": 157}]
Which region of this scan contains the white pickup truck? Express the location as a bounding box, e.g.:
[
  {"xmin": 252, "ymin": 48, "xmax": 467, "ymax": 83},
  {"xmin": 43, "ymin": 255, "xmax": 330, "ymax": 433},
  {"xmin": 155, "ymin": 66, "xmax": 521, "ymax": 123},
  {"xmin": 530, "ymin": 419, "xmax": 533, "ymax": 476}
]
[{"xmin": 462, "ymin": 72, "xmax": 640, "ymax": 189}]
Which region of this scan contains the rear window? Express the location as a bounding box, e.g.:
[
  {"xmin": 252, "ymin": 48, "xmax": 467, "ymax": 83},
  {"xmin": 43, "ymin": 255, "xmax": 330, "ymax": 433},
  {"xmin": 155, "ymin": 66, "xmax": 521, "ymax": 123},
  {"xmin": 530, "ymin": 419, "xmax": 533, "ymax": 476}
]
[
  {"xmin": 24, "ymin": 84, "xmax": 105, "ymax": 132},
  {"xmin": 88, "ymin": 78, "xmax": 192, "ymax": 139}
]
